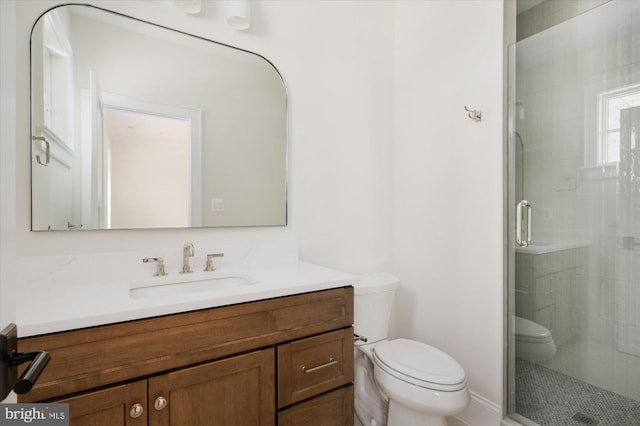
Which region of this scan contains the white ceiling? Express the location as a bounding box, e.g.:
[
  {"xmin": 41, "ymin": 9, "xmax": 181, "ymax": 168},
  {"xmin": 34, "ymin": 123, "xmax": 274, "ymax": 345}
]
[{"xmin": 103, "ymin": 109, "xmax": 189, "ymax": 143}]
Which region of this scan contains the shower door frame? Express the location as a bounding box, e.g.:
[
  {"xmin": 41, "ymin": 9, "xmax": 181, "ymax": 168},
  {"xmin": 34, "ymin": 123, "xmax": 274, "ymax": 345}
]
[{"xmin": 505, "ymin": 40, "xmax": 520, "ymax": 423}]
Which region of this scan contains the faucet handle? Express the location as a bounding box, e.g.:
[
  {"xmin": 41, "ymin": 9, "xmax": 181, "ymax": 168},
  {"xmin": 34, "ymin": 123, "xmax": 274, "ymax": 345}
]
[
  {"xmin": 143, "ymin": 257, "xmax": 168, "ymax": 276},
  {"xmin": 184, "ymin": 242, "xmax": 194, "ymax": 254},
  {"xmin": 204, "ymin": 253, "xmax": 224, "ymax": 272}
]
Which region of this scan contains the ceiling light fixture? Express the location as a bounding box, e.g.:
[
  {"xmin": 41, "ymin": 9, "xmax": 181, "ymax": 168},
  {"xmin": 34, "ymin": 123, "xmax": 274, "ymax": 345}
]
[
  {"xmin": 174, "ymin": 0, "xmax": 202, "ymax": 15},
  {"xmin": 226, "ymin": 0, "xmax": 251, "ymax": 31}
]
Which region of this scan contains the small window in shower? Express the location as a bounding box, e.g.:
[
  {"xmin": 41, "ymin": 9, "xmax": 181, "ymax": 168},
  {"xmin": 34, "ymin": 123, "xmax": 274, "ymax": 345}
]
[{"xmin": 597, "ymin": 84, "xmax": 640, "ymax": 165}]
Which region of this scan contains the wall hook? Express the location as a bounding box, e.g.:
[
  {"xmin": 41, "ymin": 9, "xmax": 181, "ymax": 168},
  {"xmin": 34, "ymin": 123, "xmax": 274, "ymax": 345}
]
[
  {"xmin": 32, "ymin": 136, "xmax": 50, "ymax": 166},
  {"xmin": 464, "ymin": 106, "xmax": 482, "ymax": 122}
]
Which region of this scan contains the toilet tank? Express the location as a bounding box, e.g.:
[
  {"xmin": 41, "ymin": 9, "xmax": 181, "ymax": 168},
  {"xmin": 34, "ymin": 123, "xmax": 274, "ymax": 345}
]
[{"xmin": 353, "ymin": 273, "xmax": 399, "ymax": 345}]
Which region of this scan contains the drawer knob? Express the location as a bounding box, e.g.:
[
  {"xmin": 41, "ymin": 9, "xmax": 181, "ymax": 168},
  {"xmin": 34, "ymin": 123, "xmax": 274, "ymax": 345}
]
[
  {"xmin": 154, "ymin": 396, "xmax": 168, "ymax": 411},
  {"xmin": 129, "ymin": 403, "xmax": 144, "ymax": 418},
  {"xmin": 302, "ymin": 357, "xmax": 337, "ymax": 374}
]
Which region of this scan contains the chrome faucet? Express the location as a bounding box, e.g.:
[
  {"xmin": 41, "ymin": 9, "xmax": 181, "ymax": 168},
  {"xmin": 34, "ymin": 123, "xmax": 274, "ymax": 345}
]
[{"xmin": 181, "ymin": 243, "xmax": 194, "ymax": 274}]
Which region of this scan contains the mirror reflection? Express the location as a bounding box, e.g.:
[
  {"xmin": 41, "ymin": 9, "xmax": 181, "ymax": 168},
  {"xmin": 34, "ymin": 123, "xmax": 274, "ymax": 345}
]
[{"xmin": 31, "ymin": 5, "xmax": 287, "ymax": 231}]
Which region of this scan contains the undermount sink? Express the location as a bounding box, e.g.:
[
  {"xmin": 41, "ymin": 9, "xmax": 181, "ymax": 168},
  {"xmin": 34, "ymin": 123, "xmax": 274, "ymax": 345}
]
[{"xmin": 129, "ymin": 272, "xmax": 256, "ymax": 299}]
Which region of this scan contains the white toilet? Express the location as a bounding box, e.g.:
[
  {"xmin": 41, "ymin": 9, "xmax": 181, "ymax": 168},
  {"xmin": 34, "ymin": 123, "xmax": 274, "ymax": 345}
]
[
  {"xmin": 514, "ymin": 316, "xmax": 556, "ymax": 362},
  {"xmin": 353, "ymin": 273, "xmax": 470, "ymax": 426}
]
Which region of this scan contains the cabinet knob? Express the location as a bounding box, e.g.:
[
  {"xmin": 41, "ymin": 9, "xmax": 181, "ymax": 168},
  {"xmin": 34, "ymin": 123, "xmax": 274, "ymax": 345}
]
[
  {"xmin": 154, "ymin": 396, "xmax": 168, "ymax": 411},
  {"xmin": 129, "ymin": 403, "xmax": 144, "ymax": 418}
]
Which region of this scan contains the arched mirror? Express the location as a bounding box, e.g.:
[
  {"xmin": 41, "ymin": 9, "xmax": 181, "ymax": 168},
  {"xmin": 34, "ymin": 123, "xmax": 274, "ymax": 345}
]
[{"xmin": 30, "ymin": 4, "xmax": 287, "ymax": 231}]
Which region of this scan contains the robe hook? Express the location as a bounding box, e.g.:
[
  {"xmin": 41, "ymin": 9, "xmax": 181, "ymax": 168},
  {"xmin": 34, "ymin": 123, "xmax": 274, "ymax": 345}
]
[{"xmin": 464, "ymin": 106, "xmax": 482, "ymax": 122}]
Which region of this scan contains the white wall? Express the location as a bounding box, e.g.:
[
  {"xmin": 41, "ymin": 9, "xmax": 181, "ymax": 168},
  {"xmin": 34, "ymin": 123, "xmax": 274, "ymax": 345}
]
[
  {"xmin": 0, "ymin": 0, "xmax": 18, "ymax": 404},
  {"xmin": 393, "ymin": 0, "xmax": 505, "ymax": 421},
  {"xmin": 0, "ymin": 1, "xmax": 17, "ymax": 321}
]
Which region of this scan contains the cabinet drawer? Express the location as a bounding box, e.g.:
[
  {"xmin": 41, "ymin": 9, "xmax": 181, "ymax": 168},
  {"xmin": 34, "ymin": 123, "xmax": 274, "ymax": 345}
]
[
  {"xmin": 277, "ymin": 328, "xmax": 353, "ymax": 408},
  {"xmin": 278, "ymin": 385, "xmax": 354, "ymax": 426}
]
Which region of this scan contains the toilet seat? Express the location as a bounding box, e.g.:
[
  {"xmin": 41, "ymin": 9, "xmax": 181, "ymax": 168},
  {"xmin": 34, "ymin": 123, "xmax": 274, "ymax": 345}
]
[
  {"xmin": 515, "ymin": 316, "xmax": 553, "ymax": 343},
  {"xmin": 372, "ymin": 339, "xmax": 467, "ymax": 392}
]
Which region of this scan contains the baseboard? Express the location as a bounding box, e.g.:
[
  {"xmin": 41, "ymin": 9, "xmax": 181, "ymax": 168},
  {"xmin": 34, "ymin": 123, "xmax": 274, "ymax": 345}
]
[{"xmin": 451, "ymin": 391, "xmax": 502, "ymax": 426}]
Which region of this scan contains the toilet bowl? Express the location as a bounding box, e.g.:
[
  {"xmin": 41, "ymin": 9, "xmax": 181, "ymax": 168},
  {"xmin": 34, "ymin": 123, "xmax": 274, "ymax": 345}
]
[
  {"xmin": 354, "ymin": 273, "xmax": 470, "ymax": 426},
  {"xmin": 514, "ymin": 316, "xmax": 556, "ymax": 362}
]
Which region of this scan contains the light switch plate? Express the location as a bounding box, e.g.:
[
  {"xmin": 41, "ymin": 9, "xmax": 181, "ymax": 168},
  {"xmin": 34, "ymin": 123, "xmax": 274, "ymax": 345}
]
[{"xmin": 211, "ymin": 198, "xmax": 224, "ymax": 212}]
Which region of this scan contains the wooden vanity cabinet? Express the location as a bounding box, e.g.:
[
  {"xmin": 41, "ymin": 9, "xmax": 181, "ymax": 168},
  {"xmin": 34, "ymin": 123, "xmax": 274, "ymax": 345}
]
[{"xmin": 18, "ymin": 287, "xmax": 354, "ymax": 426}]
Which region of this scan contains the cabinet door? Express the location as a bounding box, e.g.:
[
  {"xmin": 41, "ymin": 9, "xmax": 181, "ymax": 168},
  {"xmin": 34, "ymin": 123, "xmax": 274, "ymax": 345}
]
[
  {"xmin": 278, "ymin": 385, "xmax": 354, "ymax": 426},
  {"xmin": 56, "ymin": 380, "xmax": 147, "ymax": 426},
  {"xmin": 149, "ymin": 348, "xmax": 275, "ymax": 426}
]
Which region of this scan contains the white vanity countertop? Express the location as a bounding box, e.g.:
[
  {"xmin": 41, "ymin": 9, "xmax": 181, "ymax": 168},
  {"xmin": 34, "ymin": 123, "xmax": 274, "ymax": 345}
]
[{"xmin": 16, "ymin": 261, "xmax": 356, "ymax": 338}]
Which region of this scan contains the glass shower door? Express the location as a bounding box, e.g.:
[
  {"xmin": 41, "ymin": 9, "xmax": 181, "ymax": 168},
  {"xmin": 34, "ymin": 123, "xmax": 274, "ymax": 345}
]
[{"xmin": 509, "ymin": 1, "xmax": 640, "ymax": 424}]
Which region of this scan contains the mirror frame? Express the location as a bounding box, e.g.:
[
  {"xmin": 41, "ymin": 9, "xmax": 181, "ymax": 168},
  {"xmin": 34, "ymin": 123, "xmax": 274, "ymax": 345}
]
[{"xmin": 30, "ymin": 4, "xmax": 288, "ymax": 231}]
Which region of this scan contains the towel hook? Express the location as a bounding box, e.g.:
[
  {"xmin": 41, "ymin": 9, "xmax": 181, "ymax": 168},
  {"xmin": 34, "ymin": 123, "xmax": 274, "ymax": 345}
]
[
  {"xmin": 464, "ymin": 106, "xmax": 482, "ymax": 122},
  {"xmin": 32, "ymin": 136, "xmax": 50, "ymax": 166}
]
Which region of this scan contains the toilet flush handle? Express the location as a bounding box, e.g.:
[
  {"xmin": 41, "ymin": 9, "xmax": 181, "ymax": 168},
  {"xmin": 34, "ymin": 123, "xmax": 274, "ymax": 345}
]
[{"xmin": 354, "ymin": 334, "xmax": 368, "ymax": 343}]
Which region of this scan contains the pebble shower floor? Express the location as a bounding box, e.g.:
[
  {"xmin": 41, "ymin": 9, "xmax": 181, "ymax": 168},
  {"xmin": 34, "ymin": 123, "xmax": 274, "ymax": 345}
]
[{"xmin": 515, "ymin": 357, "xmax": 640, "ymax": 425}]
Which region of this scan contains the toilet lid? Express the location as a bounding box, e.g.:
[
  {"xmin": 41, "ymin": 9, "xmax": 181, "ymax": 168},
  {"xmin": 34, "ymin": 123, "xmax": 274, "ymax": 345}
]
[
  {"xmin": 515, "ymin": 316, "xmax": 551, "ymax": 341},
  {"xmin": 372, "ymin": 339, "xmax": 466, "ymax": 391}
]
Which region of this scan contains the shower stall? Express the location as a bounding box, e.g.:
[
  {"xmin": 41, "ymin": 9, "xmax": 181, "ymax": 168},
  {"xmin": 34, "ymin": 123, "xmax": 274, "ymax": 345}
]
[{"xmin": 508, "ymin": 1, "xmax": 640, "ymax": 424}]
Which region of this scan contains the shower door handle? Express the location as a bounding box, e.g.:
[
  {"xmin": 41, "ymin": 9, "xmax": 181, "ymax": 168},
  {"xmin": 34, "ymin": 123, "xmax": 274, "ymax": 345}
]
[{"xmin": 516, "ymin": 200, "xmax": 532, "ymax": 247}]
